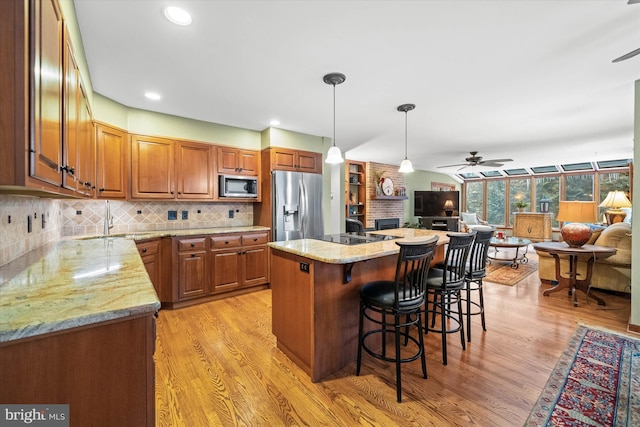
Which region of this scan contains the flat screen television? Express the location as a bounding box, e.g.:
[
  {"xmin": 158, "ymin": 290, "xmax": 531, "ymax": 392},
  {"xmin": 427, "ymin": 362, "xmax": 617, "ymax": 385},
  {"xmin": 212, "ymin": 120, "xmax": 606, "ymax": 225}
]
[{"xmin": 414, "ymin": 190, "xmax": 460, "ymax": 217}]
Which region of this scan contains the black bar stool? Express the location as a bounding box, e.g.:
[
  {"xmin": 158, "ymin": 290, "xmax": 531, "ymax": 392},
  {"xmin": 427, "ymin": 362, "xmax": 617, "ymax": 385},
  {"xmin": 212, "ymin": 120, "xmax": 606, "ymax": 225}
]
[
  {"xmin": 425, "ymin": 231, "xmax": 476, "ymax": 365},
  {"xmin": 356, "ymin": 236, "xmax": 439, "ymax": 402},
  {"xmin": 463, "ymin": 229, "xmax": 494, "ymax": 342}
]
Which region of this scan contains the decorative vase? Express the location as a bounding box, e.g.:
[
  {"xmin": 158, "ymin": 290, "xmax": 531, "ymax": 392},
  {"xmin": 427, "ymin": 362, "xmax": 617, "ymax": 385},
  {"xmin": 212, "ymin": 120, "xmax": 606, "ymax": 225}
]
[{"xmin": 561, "ymin": 223, "xmax": 592, "ymax": 247}]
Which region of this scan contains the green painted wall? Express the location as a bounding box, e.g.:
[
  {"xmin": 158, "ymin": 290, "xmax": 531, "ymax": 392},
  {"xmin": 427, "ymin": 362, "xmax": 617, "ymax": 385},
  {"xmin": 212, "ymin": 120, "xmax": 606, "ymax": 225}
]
[{"xmin": 401, "ymin": 170, "xmax": 461, "ymax": 226}]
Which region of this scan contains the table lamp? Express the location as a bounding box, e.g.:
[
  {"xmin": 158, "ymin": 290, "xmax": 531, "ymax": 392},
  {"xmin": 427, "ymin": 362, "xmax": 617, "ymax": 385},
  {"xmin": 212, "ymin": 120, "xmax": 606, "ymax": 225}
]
[
  {"xmin": 556, "ymin": 201, "xmax": 597, "ymax": 247},
  {"xmin": 443, "ymin": 199, "xmax": 455, "ymax": 217},
  {"xmin": 598, "ymin": 190, "xmax": 631, "ymax": 225}
]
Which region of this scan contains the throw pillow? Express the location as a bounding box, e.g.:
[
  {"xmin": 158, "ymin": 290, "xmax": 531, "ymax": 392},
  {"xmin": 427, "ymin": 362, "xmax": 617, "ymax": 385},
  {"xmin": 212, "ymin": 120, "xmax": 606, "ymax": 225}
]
[
  {"xmin": 586, "ymin": 228, "xmax": 602, "ymax": 245},
  {"xmin": 461, "ymin": 212, "xmax": 478, "ymax": 225}
]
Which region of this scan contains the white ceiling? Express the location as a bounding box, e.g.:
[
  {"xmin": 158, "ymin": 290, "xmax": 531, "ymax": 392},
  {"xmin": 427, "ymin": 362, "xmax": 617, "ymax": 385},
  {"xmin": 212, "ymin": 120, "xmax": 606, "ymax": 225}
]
[{"xmin": 73, "ymin": 0, "xmax": 639, "ymax": 175}]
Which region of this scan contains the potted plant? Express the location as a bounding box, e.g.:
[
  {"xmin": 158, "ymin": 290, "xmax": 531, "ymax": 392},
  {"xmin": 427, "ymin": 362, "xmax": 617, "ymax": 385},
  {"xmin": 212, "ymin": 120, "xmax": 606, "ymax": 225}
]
[{"xmin": 515, "ymin": 200, "xmax": 528, "ymax": 212}]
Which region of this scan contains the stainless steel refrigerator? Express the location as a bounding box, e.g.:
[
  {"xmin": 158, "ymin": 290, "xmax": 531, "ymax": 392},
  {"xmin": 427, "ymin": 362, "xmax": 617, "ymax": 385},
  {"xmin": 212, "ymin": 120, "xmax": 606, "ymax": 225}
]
[{"xmin": 272, "ymin": 170, "xmax": 324, "ymax": 241}]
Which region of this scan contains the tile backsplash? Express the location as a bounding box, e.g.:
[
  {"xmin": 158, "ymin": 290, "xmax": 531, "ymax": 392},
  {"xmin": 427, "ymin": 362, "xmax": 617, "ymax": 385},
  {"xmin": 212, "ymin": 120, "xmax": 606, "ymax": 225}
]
[{"xmin": 0, "ymin": 195, "xmax": 253, "ymax": 267}]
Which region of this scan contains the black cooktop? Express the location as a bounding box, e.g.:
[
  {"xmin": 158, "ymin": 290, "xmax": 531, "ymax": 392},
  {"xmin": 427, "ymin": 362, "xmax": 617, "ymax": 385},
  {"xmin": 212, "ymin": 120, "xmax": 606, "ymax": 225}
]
[{"xmin": 311, "ymin": 232, "xmax": 400, "ymax": 245}]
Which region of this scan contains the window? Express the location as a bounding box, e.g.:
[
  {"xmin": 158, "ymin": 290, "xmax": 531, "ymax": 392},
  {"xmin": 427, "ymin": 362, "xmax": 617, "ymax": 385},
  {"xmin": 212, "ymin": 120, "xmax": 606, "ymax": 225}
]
[
  {"xmin": 509, "ymin": 178, "xmax": 531, "ymax": 226},
  {"xmin": 486, "ymin": 180, "xmax": 506, "ymax": 225},
  {"xmin": 465, "ymin": 181, "xmax": 483, "ymax": 215},
  {"xmin": 535, "ymin": 176, "xmax": 560, "ymax": 227},
  {"xmin": 564, "ymin": 174, "xmax": 594, "ymax": 201}
]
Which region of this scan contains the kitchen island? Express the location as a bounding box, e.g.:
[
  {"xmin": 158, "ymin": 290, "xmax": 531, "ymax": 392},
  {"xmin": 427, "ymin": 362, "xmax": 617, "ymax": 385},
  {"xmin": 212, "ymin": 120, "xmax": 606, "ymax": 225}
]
[{"xmin": 268, "ymin": 228, "xmax": 450, "ymax": 382}]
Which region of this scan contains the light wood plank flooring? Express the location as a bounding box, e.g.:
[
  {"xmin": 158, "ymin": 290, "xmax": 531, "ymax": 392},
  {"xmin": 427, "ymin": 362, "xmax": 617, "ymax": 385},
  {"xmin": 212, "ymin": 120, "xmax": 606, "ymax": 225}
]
[{"xmin": 155, "ymin": 251, "xmax": 632, "ymax": 426}]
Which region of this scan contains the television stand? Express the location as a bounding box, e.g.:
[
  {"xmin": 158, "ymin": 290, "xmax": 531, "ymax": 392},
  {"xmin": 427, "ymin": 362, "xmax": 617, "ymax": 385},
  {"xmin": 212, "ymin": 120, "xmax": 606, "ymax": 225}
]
[{"xmin": 419, "ymin": 216, "xmax": 459, "ymax": 232}]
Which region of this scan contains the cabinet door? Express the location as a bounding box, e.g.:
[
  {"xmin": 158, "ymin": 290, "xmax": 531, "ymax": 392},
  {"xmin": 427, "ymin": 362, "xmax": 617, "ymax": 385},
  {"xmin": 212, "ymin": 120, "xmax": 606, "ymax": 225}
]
[
  {"xmin": 62, "ymin": 26, "xmax": 78, "ymax": 192},
  {"xmin": 177, "ymin": 251, "xmax": 207, "ymax": 300},
  {"xmin": 95, "ymin": 124, "xmax": 128, "ymax": 199},
  {"xmin": 297, "ymin": 151, "xmax": 322, "ymax": 174},
  {"xmin": 176, "ymin": 141, "xmax": 213, "ymax": 199},
  {"xmin": 270, "ymin": 148, "xmax": 296, "ymax": 171},
  {"xmin": 217, "ymin": 147, "xmax": 240, "ymax": 174},
  {"xmin": 242, "ymin": 245, "xmax": 269, "ymax": 287},
  {"xmin": 141, "ymin": 254, "xmax": 161, "ymax": 296},
  {"xmin": 131, "ymin": 135, "xmax": 175, "ymax": 199},
  {"xmin": 30, "ymin": 0, "xmax": 63, "ymax": 186},
  {"xmin": 237, "ymin": 149, "xmax": 259, "ymax": 175},
  {"xmin": 75, "ymin": 83, "xmax": 94, "ymax": 197},
  {"xmin": 211, "ymin": 248, "xmax": 241, "ymax": 293}
]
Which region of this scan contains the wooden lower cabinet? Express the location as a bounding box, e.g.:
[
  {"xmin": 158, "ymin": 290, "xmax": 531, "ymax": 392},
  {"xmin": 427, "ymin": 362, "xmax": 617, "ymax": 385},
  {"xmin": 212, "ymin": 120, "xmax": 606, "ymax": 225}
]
[
  {"xmin": 0, "ymin": 314, "xmax": 156, "ymax": 427},
  {"xmin": 513, "ymin": 212, "xmax": 552, "ymax": 241},
  {"xmin": 163, "ymin": 231, "xmax": 270, "ymax": 308},
  {"xmin": 136, "ymin": 238, "xmax": 162, "ymax": 296}
]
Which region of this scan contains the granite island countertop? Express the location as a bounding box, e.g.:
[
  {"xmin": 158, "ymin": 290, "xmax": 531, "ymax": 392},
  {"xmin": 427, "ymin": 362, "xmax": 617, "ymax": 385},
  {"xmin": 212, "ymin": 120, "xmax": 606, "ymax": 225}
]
[
  {"xmin": 0, "ymin": 226, "xmax": 270, "ymax": 344},
  {"xmin": 268, "ymin": 228, "xmax": 451, "ymax": 264}
]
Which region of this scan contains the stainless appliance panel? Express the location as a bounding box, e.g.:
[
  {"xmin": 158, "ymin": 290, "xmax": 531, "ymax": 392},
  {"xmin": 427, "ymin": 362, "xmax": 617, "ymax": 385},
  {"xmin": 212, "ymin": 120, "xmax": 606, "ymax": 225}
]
[{"xmin": 273, "ymin": 171, "xmax": 324, "ymax": 241}]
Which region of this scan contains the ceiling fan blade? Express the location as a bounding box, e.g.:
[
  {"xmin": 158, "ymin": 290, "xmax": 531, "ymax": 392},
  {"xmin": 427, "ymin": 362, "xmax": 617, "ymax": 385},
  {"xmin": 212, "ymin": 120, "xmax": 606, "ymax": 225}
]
[
  {"xmin": 628, "ymin": 0, "xmax": 640, "ymax": 4},
  {"xmin": 437, "ymin": 163, "xmax": 469, "ymax": 168},
  {"xmin": 613, "ymin": 47, "xmax": 640, "ymax": 63},
  {"xmin": 480, "ymin": 158, "xmax": 513, "ymax": 163},
  {"xmin": 478, "ymin": 162, "xmax": 504, "ymax": 168}
]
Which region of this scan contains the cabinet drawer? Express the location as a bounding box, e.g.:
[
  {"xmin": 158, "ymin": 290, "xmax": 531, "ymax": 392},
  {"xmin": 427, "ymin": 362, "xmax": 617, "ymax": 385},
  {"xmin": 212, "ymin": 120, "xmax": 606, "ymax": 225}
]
[
  {"xmin": 177, "ymin": 237, "xmax": 206, "ymax": 251},
  {"xmin": 242, "ymin": 233, "xmax": 269, "ymax": 246},
  {"xmin": 136, "ymin": 239, "xmax": 159, "ymax": 256},
  {"xmin": 210, "ymin": 235, "xmax": 242, "ymax": 249}
]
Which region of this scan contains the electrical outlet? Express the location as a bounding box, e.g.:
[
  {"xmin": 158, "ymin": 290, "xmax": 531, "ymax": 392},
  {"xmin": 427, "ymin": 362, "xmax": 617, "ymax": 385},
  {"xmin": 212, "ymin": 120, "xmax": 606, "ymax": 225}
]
[
  {"xmin": 41, "ymin": 213, "xmax": 46, "ymax": 229},
  {"xmin": 228, "ymin": 210, "xmax": 234, "ymax": 219},
  {"xmin": 27, "ymin": 215, "xmax": 32, "ymax": 233},
  {"xmin": 168, "ymin": 210, "xmax": 177, "ymax": 220},
  {"xmin": 300, "ymin": 262, "xmax": 310, "ymax": 273},
  {"xmin": 181, "ymin": 210, "xmax": 188, "ymax": 220},
  {"xmin": 7, "ymin": 215, "xmax": 11, "ymax": 224}
]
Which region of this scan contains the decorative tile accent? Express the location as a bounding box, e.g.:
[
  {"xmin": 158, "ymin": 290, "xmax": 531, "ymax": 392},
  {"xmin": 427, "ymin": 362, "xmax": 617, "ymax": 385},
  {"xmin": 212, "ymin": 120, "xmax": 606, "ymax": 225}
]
[
  {"xmin": 0, "ymin": 196, "xmax": 64, "ymax": 267},
  {"xmin": 0, "ymin": 196, "xmax": 253, "ymax": 267}
]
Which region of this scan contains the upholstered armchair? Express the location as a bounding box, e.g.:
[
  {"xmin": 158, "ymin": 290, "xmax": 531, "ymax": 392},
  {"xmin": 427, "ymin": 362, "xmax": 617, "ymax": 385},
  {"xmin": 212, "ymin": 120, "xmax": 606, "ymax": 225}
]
[{"xmin": 459, "ymin": 212, "xmax": 495, "ymax": 233}]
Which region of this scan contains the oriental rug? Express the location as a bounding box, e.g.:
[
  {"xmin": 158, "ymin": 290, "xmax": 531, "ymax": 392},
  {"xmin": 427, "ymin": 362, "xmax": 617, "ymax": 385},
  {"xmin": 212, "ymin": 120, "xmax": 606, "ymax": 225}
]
[
  {"xmin": 526, "ymin": 325, "xmax": 640, "ymax": 426},
  {"xmin": 484, "ymin": 259, "xmax": 537, "ymax": 286}
]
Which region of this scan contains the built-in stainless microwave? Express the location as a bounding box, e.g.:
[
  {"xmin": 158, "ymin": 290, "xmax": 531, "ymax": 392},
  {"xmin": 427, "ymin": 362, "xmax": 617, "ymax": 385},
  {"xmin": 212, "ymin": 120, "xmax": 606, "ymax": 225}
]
[{"xmin": 219, "ymin": 175, "xmax": 258, "ymax": 198}]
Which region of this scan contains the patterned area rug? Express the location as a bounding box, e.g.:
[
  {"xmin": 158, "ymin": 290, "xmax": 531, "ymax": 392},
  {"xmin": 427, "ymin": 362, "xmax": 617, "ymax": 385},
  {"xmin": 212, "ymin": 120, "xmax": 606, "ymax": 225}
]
[
  {"xmin": 526, "ymin": 325, "xmax": 640, "ymax": 426},
  {"xmin": 484, "ymin": 259, "xmax": 537, "ymax": 286}
]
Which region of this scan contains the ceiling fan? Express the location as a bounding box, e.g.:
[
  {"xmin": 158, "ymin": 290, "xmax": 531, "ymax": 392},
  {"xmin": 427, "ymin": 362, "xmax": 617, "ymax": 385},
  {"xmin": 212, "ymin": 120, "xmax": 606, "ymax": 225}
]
[
  {"xmin": 613, "ymin": 0, "xmax": 640, "ymax": 63},
  {"xmin": 437, "ymin": 151, "xmax": 513, "ymax": 170}
]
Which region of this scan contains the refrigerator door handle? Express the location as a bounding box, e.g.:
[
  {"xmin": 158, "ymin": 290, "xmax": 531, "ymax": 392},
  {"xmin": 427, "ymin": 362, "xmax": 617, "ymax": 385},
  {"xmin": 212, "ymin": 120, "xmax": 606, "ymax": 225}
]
[{"xmin": 299, "ymin": 178, "xmax": 307, "ymax": 237}]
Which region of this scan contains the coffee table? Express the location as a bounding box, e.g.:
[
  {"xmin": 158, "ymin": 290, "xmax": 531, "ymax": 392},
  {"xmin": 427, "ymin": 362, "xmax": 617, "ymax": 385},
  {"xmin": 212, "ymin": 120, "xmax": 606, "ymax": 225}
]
[{"xmin": 488, "ymin": 237, "xmax": 531, "ymax": 269}]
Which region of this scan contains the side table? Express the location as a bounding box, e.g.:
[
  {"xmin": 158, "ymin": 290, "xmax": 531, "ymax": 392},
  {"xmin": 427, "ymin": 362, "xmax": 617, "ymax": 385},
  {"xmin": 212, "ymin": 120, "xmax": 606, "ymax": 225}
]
[{"xmin": 532, "ymin": 242, "xmax": 616, "ymax": 307}]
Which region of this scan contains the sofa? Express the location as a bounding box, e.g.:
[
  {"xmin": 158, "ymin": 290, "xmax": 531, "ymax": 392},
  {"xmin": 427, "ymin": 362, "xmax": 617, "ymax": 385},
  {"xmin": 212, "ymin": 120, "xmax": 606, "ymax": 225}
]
[{"xmin": 536, "ymin": 222, "xmax": 632, "ymax": 293}]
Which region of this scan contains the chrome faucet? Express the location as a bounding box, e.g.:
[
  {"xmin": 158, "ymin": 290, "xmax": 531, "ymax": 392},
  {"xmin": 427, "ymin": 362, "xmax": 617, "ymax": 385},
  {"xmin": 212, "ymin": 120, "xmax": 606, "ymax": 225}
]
[{"xmin": 104, "ymin": 200, "xmax": 114, "ymax": 236}]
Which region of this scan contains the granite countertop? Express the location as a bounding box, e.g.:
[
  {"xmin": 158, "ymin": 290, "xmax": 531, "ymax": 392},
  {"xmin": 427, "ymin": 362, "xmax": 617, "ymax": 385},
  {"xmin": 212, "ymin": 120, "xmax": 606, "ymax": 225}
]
[
  {"xmin": 268, "ymin": 228, "xmax": 451, "ymax": 264},
  {"xmin": 0, "ymin": 226, "xmax": 270, "ymax": 344}
]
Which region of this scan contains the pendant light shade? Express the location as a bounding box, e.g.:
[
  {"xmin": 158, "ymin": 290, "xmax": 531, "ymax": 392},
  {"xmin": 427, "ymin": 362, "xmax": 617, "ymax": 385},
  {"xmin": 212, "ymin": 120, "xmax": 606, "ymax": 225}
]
[
  {"xmin": 397, "ymin": 103, "xmax": 415, "ymax": 173},
  {"xmin": 323, "ymin": 73, "xmax": 346, "ymax": 164}
]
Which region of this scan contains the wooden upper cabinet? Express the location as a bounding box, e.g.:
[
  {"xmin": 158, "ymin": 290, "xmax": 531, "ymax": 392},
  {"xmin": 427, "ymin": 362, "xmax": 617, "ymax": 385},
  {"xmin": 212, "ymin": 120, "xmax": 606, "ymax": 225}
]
[
  {"xmin": 131, "ymin": 135, "xmax": 175, "ymax": 199},
  {"xmin": 30, "ymin": 0, "xmax": 64, "ymax": 187},
  {"xmin": 217, "ymin": 147, "xmax": 259, "ymax": 176},
  {"xmin": 270, "ymin": 147, "xmax": 322, "ymax": 174},
  {"xmin": 95, "ymin": 123, "xmax": 128, "ymax": 199},
  {"xmin": 176, "ymin": 141, "xmax": 213, "ymax": 199},
  {"xmin": 62, "ymin": 25, "xmax": 78, "ymax": 192},
  {"xmin": 75, "ymin": 83, "xmax": 95, "ymax": 197}
]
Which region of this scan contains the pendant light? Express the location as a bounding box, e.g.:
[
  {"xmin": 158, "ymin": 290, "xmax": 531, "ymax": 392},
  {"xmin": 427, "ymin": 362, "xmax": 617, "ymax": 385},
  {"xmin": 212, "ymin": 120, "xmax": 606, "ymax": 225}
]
[
  {"xmin": 397, "ymin": 103, "xmax": 415, "ymax": 173},
  {"xmin": 323, "ymin": 73, "xmax": 346, "ymax": 164}
]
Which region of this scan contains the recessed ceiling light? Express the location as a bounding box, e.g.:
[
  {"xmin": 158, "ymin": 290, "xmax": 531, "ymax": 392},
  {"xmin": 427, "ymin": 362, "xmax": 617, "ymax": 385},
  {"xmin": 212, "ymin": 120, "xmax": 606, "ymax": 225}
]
[
  {"xmin": 164, "ymin": 6, "xmax": 192, "ymax": 26},
  {"xmin": 269, "ymin": 120, "xmax": 281, "ymax": 127},
  {"xmin": 145, "ymin": 92, "xmax": 162, "ymax": 101}
]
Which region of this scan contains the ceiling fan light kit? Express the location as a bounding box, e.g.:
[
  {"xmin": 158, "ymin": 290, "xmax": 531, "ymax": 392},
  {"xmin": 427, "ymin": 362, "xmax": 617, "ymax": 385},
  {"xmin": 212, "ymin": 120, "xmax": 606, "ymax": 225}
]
[{"xmin": 323, "ymin": 73, "xmax": 346, "ymax": 164}]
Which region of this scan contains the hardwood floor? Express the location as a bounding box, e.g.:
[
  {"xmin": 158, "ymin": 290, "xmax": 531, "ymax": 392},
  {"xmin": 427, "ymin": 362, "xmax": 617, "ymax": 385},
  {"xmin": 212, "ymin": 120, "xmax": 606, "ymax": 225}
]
[{"xmin": 155, "ymin": 251, "xmax": 632, "ymax": 426}]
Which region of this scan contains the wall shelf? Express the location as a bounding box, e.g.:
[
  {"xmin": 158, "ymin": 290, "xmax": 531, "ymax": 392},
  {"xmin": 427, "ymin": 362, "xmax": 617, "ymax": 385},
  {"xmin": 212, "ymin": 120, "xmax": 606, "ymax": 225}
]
[{"xmin": 372, "ymin": 195, "xmax": 408, "ymax": 200}]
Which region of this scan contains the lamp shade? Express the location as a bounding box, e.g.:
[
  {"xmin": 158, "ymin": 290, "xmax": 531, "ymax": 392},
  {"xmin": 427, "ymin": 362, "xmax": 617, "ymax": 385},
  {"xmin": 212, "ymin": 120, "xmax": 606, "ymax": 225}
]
[
  {"xmin": 325, "ymin": 145, "xmax": 344, "ymax": 164},
  {"xmin": 398, "ymin": 159, "xmax": 414, "ymax": 173},
  {"xmin": 599, "ymin": 190, "xmax": 631, "ymax": 224},
  {"xmin": 557, "ymin": 201, "xmax": 596, "ymax": 247},
  {"xmin": 598, "ymin": 191, "xmax": 631, "ymax": 209}
]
